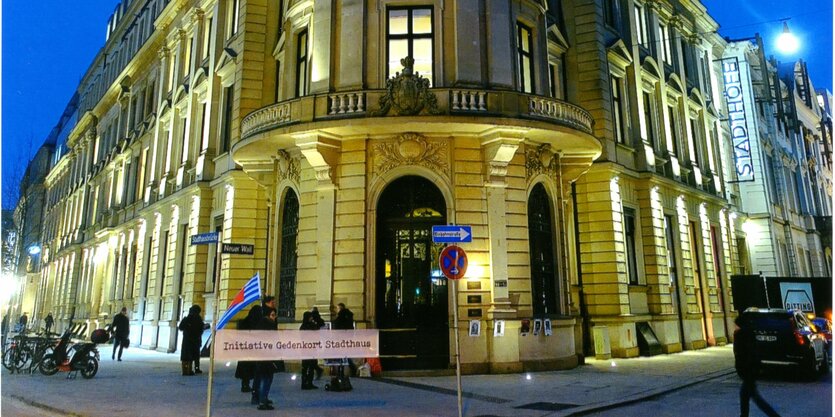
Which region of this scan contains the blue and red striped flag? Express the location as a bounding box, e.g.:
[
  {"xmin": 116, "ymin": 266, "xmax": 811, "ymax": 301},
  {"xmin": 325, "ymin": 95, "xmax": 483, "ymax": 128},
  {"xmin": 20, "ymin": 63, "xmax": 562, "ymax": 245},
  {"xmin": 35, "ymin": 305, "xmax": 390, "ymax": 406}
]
[{"xmin": 216, "ymin": 272, "xmax": 261, "ymax": 330}]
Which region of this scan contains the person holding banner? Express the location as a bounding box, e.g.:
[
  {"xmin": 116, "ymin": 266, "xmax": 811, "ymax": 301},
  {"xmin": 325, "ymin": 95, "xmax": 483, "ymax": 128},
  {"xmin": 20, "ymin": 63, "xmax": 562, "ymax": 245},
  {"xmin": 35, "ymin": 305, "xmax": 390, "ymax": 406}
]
[
  {"xmin": 179, "ymin": 305, "xmax": 205, "ymax": 376},
  {"xmin": 333, "ymin": 303, "xmax": 357, "ymax": 376},
  {"xmin": 235, "ymin": 305, "xmax": 262, "ymax": 392},
  {"xmin": 300, "ymin": 311, "xmax": 320, "ymax": 390},
  {"xmin": 253, "ymin": 306, "xmax": 278, "ymax": 410}
]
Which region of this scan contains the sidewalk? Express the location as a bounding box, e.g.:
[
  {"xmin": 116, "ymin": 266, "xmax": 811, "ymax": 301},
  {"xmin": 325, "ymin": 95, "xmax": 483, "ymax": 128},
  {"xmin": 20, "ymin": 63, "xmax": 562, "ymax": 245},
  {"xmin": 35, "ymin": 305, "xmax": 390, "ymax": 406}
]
[{"xmin": 1, "ymin": 345, "xmax": 735, "ymax": 417}]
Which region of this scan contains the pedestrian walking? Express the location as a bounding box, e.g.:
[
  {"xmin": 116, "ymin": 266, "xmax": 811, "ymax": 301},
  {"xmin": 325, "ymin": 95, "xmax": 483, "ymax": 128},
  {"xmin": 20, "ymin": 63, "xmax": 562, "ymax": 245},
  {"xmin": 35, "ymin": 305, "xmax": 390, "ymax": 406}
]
[
  {"xmin": 235, "ymin": 305, "xmax": 262, "ymax": 392},
  {"xmin": 179, "ymin": 305, "xmax": 205, "ymax": 376},
  {"xmin": 44, "ymin": 313, "xmax": 54, "ymax": 334},
  {"xmin": 332, "ymin": 303, "xmax": 357, "ymax": 376},
  {"xmin": 735, "ymin": 314, "xmax": 781, "ymax": 417},
  {"xmin": 110, "ymin": 308, "xmax": 130, "ymax": 361},
  {"xmin": 300, "ymin": 311, "xmax": 320, "ymax": 390},
  {"xmin": 253, "ymin": 306, "xmax": 278, "ymax": 410}
]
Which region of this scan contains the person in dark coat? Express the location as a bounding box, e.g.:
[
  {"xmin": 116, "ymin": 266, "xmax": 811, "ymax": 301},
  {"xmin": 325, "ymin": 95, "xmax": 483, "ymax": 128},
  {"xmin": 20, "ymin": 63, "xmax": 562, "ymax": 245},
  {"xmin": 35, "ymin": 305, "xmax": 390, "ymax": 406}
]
[
  {"xmin": 253, "ymin": 306, "xmax": 278, "ymax": 410},
  {"xmin": 110, "ymin": 308, "xmax": 130, "ymax": 361},
  {"xmin": 332, "ymin": 303, "xmax": 357, "ymax": 376},
  {"xmin": 300, "ymin": 311, "xmax": 320, "ymax": 390},
  {"xmin": 735, "ymin": 314, "xmax": 781, "ymax": 417},
  {"xmin": 178, "ymin": 305, "xmax": 205, "ymax": 376},
  {"xmin": 44, "ymin": 313, "xmax": 54, "ymax": 334},
  {"xmin": 235, "ymin": 305, "xmax": 262, "ymax": 392},
  {"xmin": 311, "ymin": 307, "xmax": 326, "ymax": 380}
]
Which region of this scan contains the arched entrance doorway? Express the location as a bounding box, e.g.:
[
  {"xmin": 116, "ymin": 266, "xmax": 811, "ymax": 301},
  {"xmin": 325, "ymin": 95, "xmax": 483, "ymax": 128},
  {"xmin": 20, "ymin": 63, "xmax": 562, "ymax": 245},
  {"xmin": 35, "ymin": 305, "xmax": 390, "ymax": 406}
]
[{"xmin": 376, "ymin": 176, "xmax": 449, "ymax": 370}]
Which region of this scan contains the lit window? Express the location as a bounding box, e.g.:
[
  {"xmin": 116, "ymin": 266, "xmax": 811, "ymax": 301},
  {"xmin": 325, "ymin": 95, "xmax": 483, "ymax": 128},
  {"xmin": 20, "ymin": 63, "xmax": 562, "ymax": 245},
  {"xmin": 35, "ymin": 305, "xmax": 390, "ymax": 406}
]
[
  {"xmin": 517, "ymin": 23, "xmax": 534, "ymax": 94},
  {"xmin": 659, "ymin": 24, "xmax": 672, "ymax": 64},
  {"xmin": 227, "ymin": 0, "xmax": 240, "ymax": 39},
  {"xmin": 549, "ymin": 59, "xmax": 565, "ymax": 99},
  {"xmin": 634, "ymin": 5, "xmax": 648, "ymax": 48},
  {"xmin": 387, "ymin": 7, "xmax": 434, "ymax": 85}
]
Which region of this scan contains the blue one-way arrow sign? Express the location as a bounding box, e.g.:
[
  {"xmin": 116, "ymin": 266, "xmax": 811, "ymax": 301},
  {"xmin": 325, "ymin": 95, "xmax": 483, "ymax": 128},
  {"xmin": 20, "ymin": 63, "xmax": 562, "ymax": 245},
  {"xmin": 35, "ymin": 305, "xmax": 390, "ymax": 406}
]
[{"xmin": 432, "ymin": 225, "xmax": 472, "ymax": 243}]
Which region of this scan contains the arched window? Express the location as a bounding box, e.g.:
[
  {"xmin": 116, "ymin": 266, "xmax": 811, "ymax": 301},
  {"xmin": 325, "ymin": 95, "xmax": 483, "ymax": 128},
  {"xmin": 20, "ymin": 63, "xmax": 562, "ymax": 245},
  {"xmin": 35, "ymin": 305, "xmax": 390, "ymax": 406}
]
[
  {"xmin": 277, "ymin": 189, "xmax": 299, "ymax": 320},
  {"xmin": 527, "ymin": 183, "xmax": 560, "ymax": 316}
]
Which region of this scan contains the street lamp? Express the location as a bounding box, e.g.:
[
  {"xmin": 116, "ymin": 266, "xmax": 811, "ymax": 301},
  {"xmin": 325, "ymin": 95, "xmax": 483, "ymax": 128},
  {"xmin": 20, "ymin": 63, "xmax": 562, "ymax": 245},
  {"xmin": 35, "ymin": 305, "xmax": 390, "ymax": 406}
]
[
  {"xmin": 27, "ymin": 244, "xmax": 41, "ymax": 255},
  {"xmin": 775, "ymin": 21, "xmax": 799, "ymax": 54}
]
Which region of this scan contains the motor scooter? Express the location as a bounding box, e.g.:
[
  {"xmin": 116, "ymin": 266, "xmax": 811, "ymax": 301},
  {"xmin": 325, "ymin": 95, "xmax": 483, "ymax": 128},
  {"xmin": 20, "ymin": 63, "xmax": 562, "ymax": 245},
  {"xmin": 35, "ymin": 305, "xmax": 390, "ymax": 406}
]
[{"xmin": 39, "ymin": 330, "xmax": 100, "ymax": 379}]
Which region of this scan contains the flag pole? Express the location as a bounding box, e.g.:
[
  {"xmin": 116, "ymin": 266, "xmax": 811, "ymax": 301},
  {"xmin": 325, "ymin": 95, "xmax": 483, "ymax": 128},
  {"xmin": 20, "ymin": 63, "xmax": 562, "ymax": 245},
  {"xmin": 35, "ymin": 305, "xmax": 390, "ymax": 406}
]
[{"xmin": 205, "ymin": 240, "xmax": 223, "ymax": 417}]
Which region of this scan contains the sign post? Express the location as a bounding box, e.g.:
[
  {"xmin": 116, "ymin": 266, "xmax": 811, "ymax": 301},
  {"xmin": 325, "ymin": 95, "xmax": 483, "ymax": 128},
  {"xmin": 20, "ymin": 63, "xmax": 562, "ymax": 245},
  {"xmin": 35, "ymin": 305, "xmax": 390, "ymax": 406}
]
[
  {"xmin": 191, "ymin": 233, "xmax": 256, "ymax": 417},
  {"xmin": 439, "ymin": 244, "xmax": 468, "ymax": 417}
]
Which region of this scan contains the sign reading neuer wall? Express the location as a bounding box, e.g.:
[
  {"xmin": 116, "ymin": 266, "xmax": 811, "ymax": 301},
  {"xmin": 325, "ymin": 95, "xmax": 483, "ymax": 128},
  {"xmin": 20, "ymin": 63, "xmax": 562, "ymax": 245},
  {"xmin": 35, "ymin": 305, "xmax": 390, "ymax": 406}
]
[{"xmin": 215, "ymin": 329, "xmax": 379, "ymax": 361}]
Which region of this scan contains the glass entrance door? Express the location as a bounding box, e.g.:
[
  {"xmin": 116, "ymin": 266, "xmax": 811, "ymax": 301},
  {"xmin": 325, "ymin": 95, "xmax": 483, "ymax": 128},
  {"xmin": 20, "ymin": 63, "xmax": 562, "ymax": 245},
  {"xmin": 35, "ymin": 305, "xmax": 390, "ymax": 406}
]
[{"xmin": 376, "ymin": 176, "xmax": 448, "ymax": 369}]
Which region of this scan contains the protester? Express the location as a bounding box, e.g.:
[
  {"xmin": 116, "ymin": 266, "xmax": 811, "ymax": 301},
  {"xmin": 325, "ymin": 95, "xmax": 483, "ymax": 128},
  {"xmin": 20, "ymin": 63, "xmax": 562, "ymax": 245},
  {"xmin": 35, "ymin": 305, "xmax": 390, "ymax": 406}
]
[
  {"xmin": 262, "ymin": 296, "xmax": 276, "ymax": 311},
  {"xmin": 311, "ymin": 307, "xmax": 326, "ymax": 380},
  {"xmin": 44, "ymin": 312, "xmax": 54, "ymax": 334},
  {"xmin": 332, "ymin": 303, "xmax": 357, "ymax": 375},
  {"xmin": 110, "ymin": 308, "xmax": 130, "ymax": 361},
  {"xmin": 735, "ymin": 315, "xmax": 781, "ymax": 417},
  {"xmin": 254, "ymin": 306, "xmax": 278, "ymax": 410},
  {"xmin": 300, "ymin": 311, "xmax": 320, "ymax": 390},
  {"xmin": 179, "ymin": 305, "xmax": 205, "ymax": 376},
  {"xmin": 235, "ymin": 305, "xmax": 262, "ymax": 392},
  {"xmin": 18, "ymin": 312, "xmax": 28, "ymax": 331}
]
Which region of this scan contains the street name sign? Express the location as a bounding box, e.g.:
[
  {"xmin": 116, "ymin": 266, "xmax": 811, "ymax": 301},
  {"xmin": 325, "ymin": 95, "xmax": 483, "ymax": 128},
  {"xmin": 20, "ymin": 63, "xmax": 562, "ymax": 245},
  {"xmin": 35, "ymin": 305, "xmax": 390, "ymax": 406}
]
[
  {"xmin": 431, "ymin": 225, "xmax": 472, "ymax": 243},
  {"xmin": 191, "ymin": 232, "xmax": 219, "ymax": 245},
  {"xmin": 221, "ymin": 243, "xmax": 255, "ymax": 255}
]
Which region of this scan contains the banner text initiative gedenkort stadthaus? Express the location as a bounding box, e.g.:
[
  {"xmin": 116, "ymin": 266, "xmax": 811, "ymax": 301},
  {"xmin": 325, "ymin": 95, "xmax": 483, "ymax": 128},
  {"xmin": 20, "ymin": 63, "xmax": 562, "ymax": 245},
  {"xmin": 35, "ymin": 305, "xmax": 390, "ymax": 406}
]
[{"xmin": 214, "ymin": 329, "xmax": 379, "ymax": 361}]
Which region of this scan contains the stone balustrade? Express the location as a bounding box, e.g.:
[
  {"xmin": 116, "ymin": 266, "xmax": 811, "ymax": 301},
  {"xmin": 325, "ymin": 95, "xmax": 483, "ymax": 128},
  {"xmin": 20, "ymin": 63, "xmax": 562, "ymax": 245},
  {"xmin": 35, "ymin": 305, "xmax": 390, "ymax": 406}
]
[
  {"xmin": 329, "ymin": 92, "xmax": 366, "ymax": 115},
  {"xmin": 451, "ymin": 90, "xmax": 486, "ymax": 112},
  {"xmin": 240, "ymin": 102, "xmax": 293, "ymax": 138},
  {"xmin": 528, "ymin": 96, "xmax": 595, "ymax": 134}
]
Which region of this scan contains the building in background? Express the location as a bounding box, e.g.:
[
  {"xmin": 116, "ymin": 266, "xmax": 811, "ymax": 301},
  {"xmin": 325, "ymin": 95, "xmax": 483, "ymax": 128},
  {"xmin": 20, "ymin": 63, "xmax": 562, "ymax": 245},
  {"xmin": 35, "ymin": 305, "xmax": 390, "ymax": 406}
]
[{"xmin": 722, "ymin": 38, "xmax": 830, "ymax": 280}]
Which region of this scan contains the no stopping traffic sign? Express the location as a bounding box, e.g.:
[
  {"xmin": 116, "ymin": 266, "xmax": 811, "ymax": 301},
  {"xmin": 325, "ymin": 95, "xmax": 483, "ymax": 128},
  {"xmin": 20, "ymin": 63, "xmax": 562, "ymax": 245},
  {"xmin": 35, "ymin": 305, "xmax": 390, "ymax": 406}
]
[{"xmin": 439, "ymin": 245, "xmax": 468, "ymax": 280}]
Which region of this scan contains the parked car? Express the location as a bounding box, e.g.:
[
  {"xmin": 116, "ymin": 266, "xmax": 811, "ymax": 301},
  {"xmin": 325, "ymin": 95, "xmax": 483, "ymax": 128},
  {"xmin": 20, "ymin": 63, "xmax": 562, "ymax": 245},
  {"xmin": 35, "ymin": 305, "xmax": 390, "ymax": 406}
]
[
  {"xmin": 734, "ymin": 308, "xmax": 828, "ymax": 379},
  {"xmin": 810, "ymin": 316, "xmax": 832, "ymax": 354}
]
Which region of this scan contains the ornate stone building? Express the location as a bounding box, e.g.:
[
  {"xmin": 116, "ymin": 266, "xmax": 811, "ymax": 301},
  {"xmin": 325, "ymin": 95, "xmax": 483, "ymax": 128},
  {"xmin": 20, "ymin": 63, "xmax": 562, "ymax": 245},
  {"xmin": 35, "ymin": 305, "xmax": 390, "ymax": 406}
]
[{"xmin": 34, "ymin": 0, "xmax": 753, "ymax": 370}]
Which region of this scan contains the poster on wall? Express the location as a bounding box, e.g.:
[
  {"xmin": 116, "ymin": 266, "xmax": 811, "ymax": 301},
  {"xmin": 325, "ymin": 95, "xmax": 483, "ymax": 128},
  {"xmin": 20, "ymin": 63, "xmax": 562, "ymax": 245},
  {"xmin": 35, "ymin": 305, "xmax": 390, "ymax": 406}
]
[
  {"xmin": 520, "ymin": 319, "xmax": 531, "ymax": 335},
  {"xmin": 780, "ymin": 282, "xmax": 815, "ymax": 312},
  {"xmin": 469, "ymin": 320, "xmax": 480, "ymax": 337},
  {"xmin": 533, "ymin": 319, "xmax": 542, "ymax": 336},
  {"xmin": 544, "ymin": 319, "xmax": 552, "ymax": 336},
  {"xmin": 494, "ymin": 320, "xmax": 505, "ymax": 337}
]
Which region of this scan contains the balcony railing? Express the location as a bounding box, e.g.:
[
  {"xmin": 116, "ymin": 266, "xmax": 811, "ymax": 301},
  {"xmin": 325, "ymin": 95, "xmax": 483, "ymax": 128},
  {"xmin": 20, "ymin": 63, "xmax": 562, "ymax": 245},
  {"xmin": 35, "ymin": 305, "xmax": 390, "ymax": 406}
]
[{"xmin": 240, "ymin": 89, "xmax": 594, "ymax": 140}]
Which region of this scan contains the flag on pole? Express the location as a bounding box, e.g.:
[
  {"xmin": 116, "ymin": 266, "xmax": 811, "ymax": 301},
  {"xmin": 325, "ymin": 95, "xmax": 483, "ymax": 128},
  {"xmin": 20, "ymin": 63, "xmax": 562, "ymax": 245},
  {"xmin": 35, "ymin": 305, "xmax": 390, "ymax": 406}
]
[{"xmin": 215, "ymin": 272, "xmax": 261, "ymax": 331}]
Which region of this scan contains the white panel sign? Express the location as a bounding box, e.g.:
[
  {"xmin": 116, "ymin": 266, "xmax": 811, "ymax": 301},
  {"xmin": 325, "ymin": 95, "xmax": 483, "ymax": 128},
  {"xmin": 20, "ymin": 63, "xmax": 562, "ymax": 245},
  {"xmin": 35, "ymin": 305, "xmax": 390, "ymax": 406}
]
[
  {"xmin": 722, "ymin": 57, "xmax": 755, "ymax": 182},
  {"xmin": 779, "ymin": 282, "xmax": 815, "ymax": 312},
  {"xmin": 215, "ymin": 329, "xmax": 379, "ymax": 361}
]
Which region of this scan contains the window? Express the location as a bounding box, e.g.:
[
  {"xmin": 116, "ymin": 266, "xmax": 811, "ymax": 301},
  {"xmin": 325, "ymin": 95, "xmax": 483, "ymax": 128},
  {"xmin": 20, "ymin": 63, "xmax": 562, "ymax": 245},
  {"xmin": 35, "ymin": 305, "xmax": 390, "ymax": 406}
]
[
  {"xmin": 642, "ymin": 91, "xmax": 656, "ymax": 148},
  {"xmin": 517, "ymin": 23, "xmax": 534, "ymax": 94},
  {"xmin": 202, "ymin": 18, "xmax": 212, "ymax": 60},
  {"xmin": 689, "ymin": 118, "xmax": 702, "ymax": 166},
  {"xmin": 659, "ymin": 24, "xmax": 672, "ymax": 64},
  {"xmin": 527, "ymin": 183, "xmax": 560, "ymax": 316},
  {"xmin": 182, "ymin": 36, "xmax": 193, "ymax": 79},
  {"xmin": 275, "ymin": 61, "xmax": 281, "ymax": 103},
  {"xmin": 634, "ymin": 4, "xmax": 648, "ymax": 48},
  {"xmin": 624, "ymin": 207, "xmax": 640, "ymax": 285},
  {"xmin": 227, "ymin": 0, "xmax": 240, "ymax": 39},
  {"xmin": 664, "ymin": 215, "xmax": 678, "ymax": 285},
  {"xmin": 295, "ymin": 29, "xmax": 308, "ymax": 96},
  {"xmin": 667, "ymin": 104, "xmax": 679, "ymax": 155},
  {"xmin": 603, "ymin": 0, "xmax": 621, "ymax": 31},
  {"xmin": 387, "ymin": 7, "xmax": 434, "ymax": 85},
  {"xmin": 136, "ymin": 147, "xmax": 148, "ymax": 202},
  {"xmin": 611, "ymin": 75, "xmax": 626, "ymax": 144},
  {"xmin": 198, "ymin": 103, "xmax": 207, "ymax": 148},
  {"xmin": 548, "ymin": 60, "xmax": 565, "ymax": 99},
  {"xmin": 277, "ymin": 190, "xmax": 299, "ymax": 320},
  {"xmin": 220, "ymin": 85, "xmax": 234, "ymax": 153}
]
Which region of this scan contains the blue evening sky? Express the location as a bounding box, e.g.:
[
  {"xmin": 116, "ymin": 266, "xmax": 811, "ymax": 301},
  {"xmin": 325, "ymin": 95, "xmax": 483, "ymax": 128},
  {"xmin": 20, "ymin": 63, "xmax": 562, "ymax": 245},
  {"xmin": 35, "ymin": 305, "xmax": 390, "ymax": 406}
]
[{"xmin": 1, "ymin": 1, "xmax": 833, "ymax": 208}]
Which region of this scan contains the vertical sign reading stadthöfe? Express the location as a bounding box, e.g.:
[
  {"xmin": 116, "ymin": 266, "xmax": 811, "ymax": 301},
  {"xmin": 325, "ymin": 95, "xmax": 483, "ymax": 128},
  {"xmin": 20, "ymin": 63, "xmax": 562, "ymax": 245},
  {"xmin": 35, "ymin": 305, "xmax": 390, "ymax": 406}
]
[{"xmin": 722, "ymin": 57, "xmax": 754, "ymax": 182}]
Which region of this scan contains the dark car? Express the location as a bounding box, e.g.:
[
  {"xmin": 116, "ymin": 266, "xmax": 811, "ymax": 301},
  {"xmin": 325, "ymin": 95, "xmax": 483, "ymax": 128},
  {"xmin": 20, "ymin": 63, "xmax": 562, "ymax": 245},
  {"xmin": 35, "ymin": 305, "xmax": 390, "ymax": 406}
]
[
  {"xmin": 734, "ymin": 308, "xmax": 828, "ymax": 379},
  {"xmin": 811, "ymin": 316, "xmax": 832, "ymax": 354}
]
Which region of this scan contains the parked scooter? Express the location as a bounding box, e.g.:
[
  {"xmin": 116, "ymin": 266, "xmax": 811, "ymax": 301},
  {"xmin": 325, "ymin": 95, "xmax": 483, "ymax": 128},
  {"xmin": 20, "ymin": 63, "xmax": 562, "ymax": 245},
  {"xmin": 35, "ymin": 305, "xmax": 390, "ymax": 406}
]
[{"xmin": 39, "ymin": 329, "xmax": 100, "ymax": 379}]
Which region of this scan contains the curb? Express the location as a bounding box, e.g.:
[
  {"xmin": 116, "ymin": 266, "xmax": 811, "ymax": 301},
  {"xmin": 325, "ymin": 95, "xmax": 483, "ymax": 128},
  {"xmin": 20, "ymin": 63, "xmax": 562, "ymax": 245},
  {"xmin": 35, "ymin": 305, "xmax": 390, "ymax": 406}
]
[
  {"xmin": 8, "ymin": 394, "xmax": 84, "ymax": 417},
  {"xmin": 559, "ymin": 368, "xmax": 737, "ymax": 416}
]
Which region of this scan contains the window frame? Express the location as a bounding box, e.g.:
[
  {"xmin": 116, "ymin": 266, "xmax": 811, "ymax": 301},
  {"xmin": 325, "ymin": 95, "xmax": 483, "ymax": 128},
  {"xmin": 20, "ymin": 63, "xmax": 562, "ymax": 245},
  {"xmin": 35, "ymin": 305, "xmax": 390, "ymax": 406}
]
[
  {"xmin": 611, "ymin": 74, "xmax": 627, "ymax": 144},
  {"xmin": 634, "ymin": 4, "xmax": 648, "ymax": 49},
  {"xmin": 516, "ymin": 22, "xmax": 535, "ymax": 94},
  {"xmin": 623, "ymin": 206, "xmax": 641, "ymax": 285},
  {"xmin": 386, "ymin": 6, "xmax": 435, "ymax": 85},
  {"xmin": 295, "ymin": 28, "xmax": 309, "ymax": 97},
  {"xmin": 642, "ymin": 90, "xmax": 656, "ymax": 148}
]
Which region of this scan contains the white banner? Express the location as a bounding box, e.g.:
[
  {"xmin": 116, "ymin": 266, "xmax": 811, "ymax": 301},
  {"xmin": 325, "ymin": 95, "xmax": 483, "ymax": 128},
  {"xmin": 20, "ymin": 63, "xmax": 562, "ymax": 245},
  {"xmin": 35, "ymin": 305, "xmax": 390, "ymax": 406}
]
[
  {"xmin": 214, "ymin": 329, "xmax": 379, "ymax": 361},
  {"xmin": 780, "ymin": 282, "xmax": 815, "ymax": 312}
]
